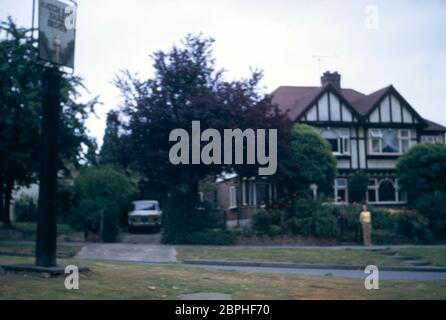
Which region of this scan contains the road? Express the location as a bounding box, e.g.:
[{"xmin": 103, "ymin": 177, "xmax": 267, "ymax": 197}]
[{"xmin": 181, "ymin": 263, "xmax": 446, "ymax": 281}]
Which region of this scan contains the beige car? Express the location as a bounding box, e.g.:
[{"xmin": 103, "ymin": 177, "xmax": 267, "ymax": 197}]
[{"xmin": 128, "ymin": 200, "xmax": 162, "ymax": 232}]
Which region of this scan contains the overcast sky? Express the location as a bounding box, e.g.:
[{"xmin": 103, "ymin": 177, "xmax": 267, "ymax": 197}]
[{"xmin": 2, "ymin": 0, "xmax": 445, "ymax": 146}]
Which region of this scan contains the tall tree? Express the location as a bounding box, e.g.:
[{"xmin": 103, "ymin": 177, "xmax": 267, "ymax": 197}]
[
  {"xmin": 0, "ymin": 18, "xmax": 96, "ymax": 228},
  {"xmin": 115, "ymin": 35, "xmax": 289, "ymax": 239},
  {"xmin": 99, "ymin": 111, "xmax": 122, "ymax": 166},
  {"xmin": 278, "ymin": 124, "xmax": 337, "ymax": 200},
  {"xmin": 397, "ymin": 143, "xmax": 446, "ymax": 206}
]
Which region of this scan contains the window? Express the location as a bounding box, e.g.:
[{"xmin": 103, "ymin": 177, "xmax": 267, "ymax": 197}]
[
  {"xmin": 382, "ymin": 130, "xmax": 399, "ymax": 153},
  {"xmin": 242, "ymin": 180, "xmax": 251, "ymax": 206},
  {"xmin": 367, "ymin": 178, "xmax": 405, "ymax": 203},
  {"xmin": 322, "ymin": 129, "xmax": 350, "ymax": 155},
  {"xmin": 334, "ymin": 178, "xmax": 348, "ymax": 203},
  {"xmin": 327, "ymin": 138, "xmax": 339, "ymax": 153},
  {"xmin": 229, "ymin": 186, "xmax": 237, "ymax": 209},
  {"xmin": 256, "ymin": 183, "xmax": 270, "ymax": 207},
  {"xmin": 369, "ymin": 129, "xmax": 411, "ymax": 154},
  {"xmin": 327, "ymin": 137, "xmax": 349, "ymax": 155},
  {"xmin": 378, "ymin": 180, "xmax": 396, "ymax": 202},
  {"xmin": 399, "ymin": 130, "xmax": 411, "ymax": 153},
  {"xmin": 422, "ymin": 135, "xmax": 439, "ymax": 144},
  {"xmin": 367, "ymin": 179, "xmax": 378, "ymax": 202}
]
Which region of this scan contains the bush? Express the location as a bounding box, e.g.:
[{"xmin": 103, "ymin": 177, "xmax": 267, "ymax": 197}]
[
  {"xmin": 397, "ymin": 143, "xmax": 446, "ymax": 205},
  {"xmin": 287, "ymin": 198, "xmax": 338, "ymax": 237},
  {"xmin": 252, "ymin": 209, "xmax": 282, "ymax": 235},
  {"xmin": 162, "ymin": 198, "xmax": 224, "ymax": 244},
  {"xmin": 397, "ymin": 211, "xmax": 433, "ymax": 244},
  {"xmin": 372, "ymin": 208, "xmax": 399, "ymax": 231},
  {"xmin": 416, "ymin": 191, "xmax": 446, "ymax": 238},
  {"xmin": 69, "ymin": 165, "xmax": 137, "ymax": 242},
  {"xmin": 348, "ymin": 171, "xmax": 369, "ymax": 203},
  {"xmin": 13, "ymin": 195, "xmax": 38, "ymax": 222},
  {"xmin": 164, "ymin": 229, "xmax": 235, "ymax": 245}
]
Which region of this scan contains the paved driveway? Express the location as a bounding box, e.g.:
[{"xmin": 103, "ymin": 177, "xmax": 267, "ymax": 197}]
[{"xmin": 75, "ymin": 243, "xmax": 177, "ymax": 263}]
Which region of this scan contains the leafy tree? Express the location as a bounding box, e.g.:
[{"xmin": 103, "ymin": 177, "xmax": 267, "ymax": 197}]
[
  {"xmin": 348, "ymin": 171, "xmax": 369, "ymax": 203},
  {"xmin": 115, "ymin": 35, "xmax": 289, "ymax": 241},
  {"xmin": 396, "ymin": 143, "xmax": 446, "ymax": 205},
  {"xmin": 415, "ymin": 191, "xmax": 446, "ymax": 239},
  {"xmin": 69, "ymin": 165, "xmax": 137, "ymax": 242},
  {"xmin": 99, "ymin": 111, "xmax": 122, "ymax": 166},
  {"xmin": 0, "ymin": 18, "xmax": 96, "ymax": 228},
  {"xmin": 279, "ymin": 124, "xmax": 337, "ymax": 199}
]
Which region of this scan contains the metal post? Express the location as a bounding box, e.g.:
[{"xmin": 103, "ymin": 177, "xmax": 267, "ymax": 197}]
[{"xmin": 35, "ymin": 67, "xmax": 61, "ymax": 267}]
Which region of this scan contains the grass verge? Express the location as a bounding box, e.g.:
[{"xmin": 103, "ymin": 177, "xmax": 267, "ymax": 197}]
[
  {"xmin": 1, "ymin": 255, "xmax": 446, "ymax": 299},
  {"xmin": 176, "ymin": 246, "xmax": 405, "ymax": 266},
  {"xmin": 0, "ymin": 243, "xmax": 81, "ymax": 258},
  {"xmin": 396, "ymin": 248, "xmax": 446, "ymax": 266}
]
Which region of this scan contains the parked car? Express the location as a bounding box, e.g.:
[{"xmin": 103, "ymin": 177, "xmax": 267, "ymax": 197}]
[{"xmin": 128, "ymin": 200, "xmax": 162, "ymax": 232}]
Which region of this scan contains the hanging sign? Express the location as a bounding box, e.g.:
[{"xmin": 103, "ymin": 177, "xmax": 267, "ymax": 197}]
[{"xmin": 38, "ymin": 0, "xmax": 76, "ymax": 68}]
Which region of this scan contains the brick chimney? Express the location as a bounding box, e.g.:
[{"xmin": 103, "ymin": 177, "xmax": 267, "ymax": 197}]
[{"xmin": 321, "ymin": 71, "xmax": 341, "ymax": 90}]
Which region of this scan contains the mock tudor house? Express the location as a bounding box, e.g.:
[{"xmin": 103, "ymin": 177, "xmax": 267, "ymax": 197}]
[{"xmin": 206, "ymin": 71, "xmax": 446, "ymax": 227}]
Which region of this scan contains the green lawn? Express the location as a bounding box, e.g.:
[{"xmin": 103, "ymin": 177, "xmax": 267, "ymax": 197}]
[
  {"xmin": 1, "ymin": 255, "xmax": 445, "ymax": 299},
  {"xmin": 12, "ymin": 222, "xmax": 75, "ymax": 235},
  {"xmin": 397, "ymin": 248, "xmax": 446, "ymax": 266},
  {"xmin": 177, "ymin": 246, "xmax": 405, "ymax": 266},
  {"xmin": 0, "ymin": 243, "xmax": 81, "ymax": 258}
]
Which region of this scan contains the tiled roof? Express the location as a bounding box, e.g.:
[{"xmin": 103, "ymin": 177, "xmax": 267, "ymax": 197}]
[
  {"xmin": 271, "ymin": 84, "xmax": 366, "ymax": 120},
  {"xmin": 271, "ymin": 83, "xmax": 445, "ymax": 132},
  {"xmin": 424, "ymin": 119, "xmax": 446, "ymax": 132}
]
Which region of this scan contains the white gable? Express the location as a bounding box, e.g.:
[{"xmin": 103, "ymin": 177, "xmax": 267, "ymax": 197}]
[
  {"xmin": 368, "ymin": 93, "xmax": 418, "ymax": 123},
  {"xmin": 342, "ymin": 105, "xmax": 352, "ymax": 122},
  {"xmin": 318, "ymin": 93, "xmax": 329, "ymax": 120},
  {"xmin": 303, "ymin": 91, "xmax": 354, "ymax": 122},
  {"xmin": 330, "ymin": 92, "xmax": 341, "ymax": 121}
]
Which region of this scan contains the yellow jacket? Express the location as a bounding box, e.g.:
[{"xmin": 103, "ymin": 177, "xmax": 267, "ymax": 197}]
[{"xmin": 360, "ymin": 211, "xmax": 371, "ymax": 224}]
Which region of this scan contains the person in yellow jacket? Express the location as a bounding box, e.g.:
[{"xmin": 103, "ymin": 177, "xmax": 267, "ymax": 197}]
[{"xmin": 359, "ymin": 205, "xmax": 372, "ymax": 246}]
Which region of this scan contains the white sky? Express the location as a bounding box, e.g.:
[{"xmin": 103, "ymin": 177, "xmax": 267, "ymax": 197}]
[{"xmin": 2, "ymin": 0, "xmax": 446, "ymax": 146}]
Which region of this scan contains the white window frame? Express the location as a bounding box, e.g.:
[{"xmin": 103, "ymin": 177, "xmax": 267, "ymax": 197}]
[
  {"xmin": 334, "ymin": 178, "xmax": 348, "ymax": 203},
  {"xmin": 399, "ymin": 129, "xmax": 411, "ymax": 153},
  {"xmin": 368, "ymin": 129, "xmax": 412, "ymax": 155},
  {"xmin": 328, "ymin": 137, "xmax": 350, "ymax": 156},
  {"xmin": 229, "ymin": 186, "xmax": 237, "ymax": 209},
  {"xmin": 367, "ymin": 178, "xmax": 407, "ymax": 204},
  {"xmin": 241, "ymin": 180, "xmax": 247, "ymax": 205},
  {"xmin": 421, "ymin": 135, "xmax": 438, "ymax": 143}
]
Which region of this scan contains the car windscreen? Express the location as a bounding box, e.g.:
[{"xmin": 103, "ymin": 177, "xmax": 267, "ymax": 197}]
[{"xmin": 133, "ymin": 203, "xmax": 157, "ymax": 211}]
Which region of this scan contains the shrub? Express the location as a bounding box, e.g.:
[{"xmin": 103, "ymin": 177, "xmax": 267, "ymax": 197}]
[
  {"xmin": 287, "ymin": 198, "xmax": 338, "ymax": 237},
  {"xmin": 69, "ymin": 165, "xmax": 137, "ymax": 242},
  {"xmin": 415, "ymin": 191, "xmax": 446, "ymax": 238},
  {"xmin": 338, "ymin": 203, "xmax": 362, "ymax": 228},
  {"xmin": 13, "ymin": 195, "xmax": 38, "ymax": 222},
  {"xmin": 162, "ymin": 198, "xmax": 224, "ymax": 244},
  {"xmin": 348, "ymin": 171, "xmax": 369, "ymax": 202},
  {"xmin": 397, "ymin": 211, "xmax": 433, "ymax": 244},
  {"xmin": 252, "ymin": 209, "xmax": 282, "ymax": 234},
  {"xmin": 397, "ymin": 143, "xmax": 446, "ymax": 205},
  {"xmin": 372, "ymin": 208, "xmax": 399, "ymax": 231}
]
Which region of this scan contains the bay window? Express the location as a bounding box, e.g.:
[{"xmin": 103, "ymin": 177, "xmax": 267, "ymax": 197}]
[
  {"xmin": 367, "ymin": 178, "xmax": 406, "ymax": 203},
  {"xmin": 369, "ymin": 129, "xmax": 411, "ymax": 154}
]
